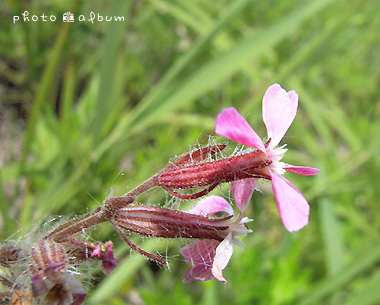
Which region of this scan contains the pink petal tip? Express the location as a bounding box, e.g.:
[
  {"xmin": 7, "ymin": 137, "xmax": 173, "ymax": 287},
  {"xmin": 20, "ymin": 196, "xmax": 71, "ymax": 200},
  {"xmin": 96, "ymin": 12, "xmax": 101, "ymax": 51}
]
[{"xmin": 216, "ymin": 107, "xmax": 265, "ymax": 152}]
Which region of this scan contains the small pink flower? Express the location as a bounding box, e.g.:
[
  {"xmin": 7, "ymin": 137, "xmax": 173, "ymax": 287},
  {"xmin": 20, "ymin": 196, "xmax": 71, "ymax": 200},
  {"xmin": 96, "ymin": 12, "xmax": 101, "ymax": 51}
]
[
  {"xmin": 71, "ymin": 240, "xmax": 118, "ymax": 276},
  {"xmin": 180, "ymin": 180, "xmax": 255, "ymax": 283},
  {"xmin": 90, "ymin": 241, "xmax": 118, "ymax": 276},
  {"xmin": 215, "ymin": 83, "xmax": 320, "ymax": 232}
]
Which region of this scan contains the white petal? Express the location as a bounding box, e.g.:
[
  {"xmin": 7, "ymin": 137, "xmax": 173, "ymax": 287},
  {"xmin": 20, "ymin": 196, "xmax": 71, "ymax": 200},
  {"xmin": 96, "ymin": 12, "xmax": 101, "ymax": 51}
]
[{"xmin": 211, "ymin": 233, "xmax": 234, "ymax": 283}]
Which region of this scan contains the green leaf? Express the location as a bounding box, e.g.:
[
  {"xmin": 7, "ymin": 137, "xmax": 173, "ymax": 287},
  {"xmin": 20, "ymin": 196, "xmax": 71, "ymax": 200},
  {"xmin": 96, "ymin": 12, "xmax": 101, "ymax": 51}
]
[
  {"xmin": 319, "ymin": 198, "xmax": 344, "ymax": 276},
  {"xmin": 297, "ymin": 244, "xmax": 380, "ymax": 305},
  {"xmin": 342, "ymin": 268, "xmax": 380, "ymax": 305}
]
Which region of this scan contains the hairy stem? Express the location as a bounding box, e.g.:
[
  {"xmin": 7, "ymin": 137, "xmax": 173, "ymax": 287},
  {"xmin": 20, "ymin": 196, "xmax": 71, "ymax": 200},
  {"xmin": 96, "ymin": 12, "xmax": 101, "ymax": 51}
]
[
  {"xmin": 45, "ymin": 210, "xmax": 108, "ymax": 242},
  {"xmin": 111, "ymin": 220, "xmax": 167, "ymax": 265}
]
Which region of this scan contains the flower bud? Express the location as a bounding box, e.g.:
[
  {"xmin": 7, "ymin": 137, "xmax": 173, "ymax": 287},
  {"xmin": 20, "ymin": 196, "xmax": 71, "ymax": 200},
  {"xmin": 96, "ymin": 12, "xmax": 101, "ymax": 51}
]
[{"xmin": 158, "ymin": 149, "xmax": 270, "ymax": 199}]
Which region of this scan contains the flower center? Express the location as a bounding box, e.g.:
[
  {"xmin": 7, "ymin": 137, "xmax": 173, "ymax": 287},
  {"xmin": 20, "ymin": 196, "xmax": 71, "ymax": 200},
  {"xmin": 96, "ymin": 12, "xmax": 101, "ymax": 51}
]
[{"xmin": 266, "ymin": 145, "xmax": 287, "ymax": 176}]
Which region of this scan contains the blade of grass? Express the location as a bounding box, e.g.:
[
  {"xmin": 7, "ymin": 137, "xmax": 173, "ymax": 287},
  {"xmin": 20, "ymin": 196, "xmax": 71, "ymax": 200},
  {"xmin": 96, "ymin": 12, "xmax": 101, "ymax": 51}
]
[
  {"xmin": 297, "ymin": 243, "xmax": 380, "ymax": 305},
  {"xmin": 88, "ymin": 239, "xmax": 167, "ymax": 304},
  {"xmin": 92, "ymin": 0, "xmax": 250, "ymax": 160},
  {"xmin": 34, "ymin": 157, "xmax": 91, "ymax": 218},
  {"xmin": 60, "ymin": 55, "xmax": 76, "ymax": 146},
  {"xmin": 275, "ymin": 0, "xmax": 363, "ymax": 84},
  {"xmin": 90, "ymin": 0, "xmax": 130, "ymax": 143},
  {"xmin": 149, "ymin": 0, "xmax": 208, "ymax": 33},
  {"xmin": 129, "ymin": 0, "xmax": 336, "ymax": 130},
  {"xmin": 20, "ymin": 2, "xmax": 78, "ymax": 173},
  {"xmin": 319, "ymin": 197, "xmax": 344, "ymax": 276},
  {"xmin": 94, "ymin": 0, "xmax": 337, "ymax": 160},
  {"xmin": 342, "ymin": 268, "xmax": 380, "ymax": 305},
  {"xmin": 0, "ymin": 170, "xmax": 15, "ymax": 238},
  {"xmin": 126, "ymin": 0, "xmax": 251, "ymax": 128}
]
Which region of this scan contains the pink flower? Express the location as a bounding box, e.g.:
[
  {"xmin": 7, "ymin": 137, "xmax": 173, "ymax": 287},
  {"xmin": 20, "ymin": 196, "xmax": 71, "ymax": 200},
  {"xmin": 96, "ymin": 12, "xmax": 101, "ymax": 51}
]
[
  {"xmin": 71, "ymin": 240, "xmax": 118, "ymax": 276},
  {"xmin": 90, "ymin": 241, "xmax": 118, "ymax": 276},
  {"xmin": 215, "ymin": 83, "xmax": 320, "ymax": 232},
  {"xmin": 180, "ymin": 179, "xmax": 255, "ymax": 283}
]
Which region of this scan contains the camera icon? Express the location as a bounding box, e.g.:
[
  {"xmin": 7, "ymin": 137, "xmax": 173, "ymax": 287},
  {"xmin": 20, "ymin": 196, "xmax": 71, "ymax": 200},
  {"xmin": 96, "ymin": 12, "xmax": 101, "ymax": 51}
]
[{"xmin": 63, "ymin": 12, "xmax": 74, "ymax": 22}]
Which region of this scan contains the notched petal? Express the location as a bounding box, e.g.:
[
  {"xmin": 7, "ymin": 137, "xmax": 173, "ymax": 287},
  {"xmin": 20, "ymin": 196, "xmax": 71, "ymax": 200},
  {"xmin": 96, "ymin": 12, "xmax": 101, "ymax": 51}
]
[{"xmin": 263, "ymin": 84, "xmax": 298, "ymax": 148}]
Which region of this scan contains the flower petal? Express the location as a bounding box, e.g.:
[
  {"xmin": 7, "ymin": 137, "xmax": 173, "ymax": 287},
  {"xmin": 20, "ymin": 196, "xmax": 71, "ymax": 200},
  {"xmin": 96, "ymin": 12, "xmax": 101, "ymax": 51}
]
[
  {"xmin": 101, "ymin": 242, "xmax": 118, "ymax": 276},
  {"xmin": 263, "ymin": 84, "xmax": 298, "ymax": 148},
  {"xmin": 211, "ymin": 233, "xmax": 234, "ymax": 283},
  {"xmin": 89, "ymin": 241, "xmax": 118, "ymax": 276},
  {"xmin": 216, "ymin": 107, "xmax": 265, "ymax": 152},
  {"xmin": 211, "ymin": 264, "xmax": 226, "ymax": 283},
  {"xmin": 284, "ymin": 164, "xmax": 321, "ymax": 176},
  {"xmin": 180, "ymin": 240, "xmax": 219, "ymax": 265},
  {"xmin": 187, "ymin": 195, "xmax": 234, "ymax": 216},
  {"xmin": 271, "ymin": 174, "xmax": 310, "ymax": 232},
  {"xmin": 231, "ymin": 178, "xmax": 256, "ymax": 212},
  {"xmin": 180, "ymin": 240, "xmax": 219, "ymax": 283},
  {"xmin": 183, "ymin": 265, "xmax": 214, "ymax": 283}
]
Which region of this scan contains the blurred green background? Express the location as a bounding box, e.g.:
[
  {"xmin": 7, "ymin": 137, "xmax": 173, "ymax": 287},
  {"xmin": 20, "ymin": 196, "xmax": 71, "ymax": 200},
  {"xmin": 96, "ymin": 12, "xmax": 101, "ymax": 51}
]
[{"xmin": 1, "ymin": 0, "xmax": 379, "ymax": 304}]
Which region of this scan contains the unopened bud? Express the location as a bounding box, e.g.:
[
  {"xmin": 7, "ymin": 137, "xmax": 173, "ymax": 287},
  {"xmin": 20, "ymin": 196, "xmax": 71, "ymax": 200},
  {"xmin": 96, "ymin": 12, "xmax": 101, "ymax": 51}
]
[
  {"xmin": 115, "ymin": 206, "xmax": 231, "ymax": 241},
  {"xmin": 158, "ymin": 149, "xmax": 270, "ymax": 199}
]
